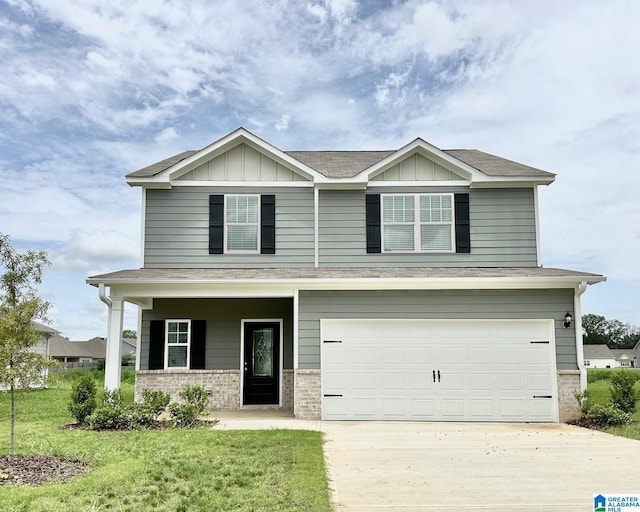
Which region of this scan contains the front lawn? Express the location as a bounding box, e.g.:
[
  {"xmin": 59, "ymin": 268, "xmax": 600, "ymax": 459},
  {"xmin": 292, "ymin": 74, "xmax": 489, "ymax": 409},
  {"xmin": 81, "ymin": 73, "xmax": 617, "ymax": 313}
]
[
  {"xmin": 586, "ymin": 368, "xmax": 640, "ymax": 440},
  {"xmin": 0, "ymin": 373, "xmax": 331, "ymax": 512}
]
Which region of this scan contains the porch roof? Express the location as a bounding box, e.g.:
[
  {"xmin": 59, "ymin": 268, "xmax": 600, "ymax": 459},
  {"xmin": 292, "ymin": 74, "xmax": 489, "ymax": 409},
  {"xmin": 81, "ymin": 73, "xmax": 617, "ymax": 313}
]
[{"xmin": 87, "ymin": 266, "xmax": 604, "ymax": 285}]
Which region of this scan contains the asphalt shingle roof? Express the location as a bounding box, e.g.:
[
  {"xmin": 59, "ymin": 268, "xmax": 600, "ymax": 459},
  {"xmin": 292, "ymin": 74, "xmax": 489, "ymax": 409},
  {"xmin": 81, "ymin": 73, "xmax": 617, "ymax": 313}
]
[
  {"xmin": 583, "ymin": 345, "xmax": 614, "ymax": 359},
  {"xmin": 88, "ymin": 266, "xmax": 603, "ymax": 283},
  {"xmin": 126, "ymin": 146, "xmax": 554, "ymax": 180}
]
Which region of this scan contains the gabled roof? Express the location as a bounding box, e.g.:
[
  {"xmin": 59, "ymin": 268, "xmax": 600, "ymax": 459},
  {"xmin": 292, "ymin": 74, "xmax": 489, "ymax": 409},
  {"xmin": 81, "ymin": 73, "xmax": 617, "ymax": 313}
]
[
  {"xmin": 583, "ymin": 344, "xmax": 615, "ymax": 359},
  {"xmin": 126, "ymin": 128, "xmax": 555, "ymax": 185},
  {"xmin": 610, "ymin": 349, "xmax": 635, "ymax": 360},
  {"xmin": 31, "ymin": 320, "xmax": 58, "ymax": 335}
]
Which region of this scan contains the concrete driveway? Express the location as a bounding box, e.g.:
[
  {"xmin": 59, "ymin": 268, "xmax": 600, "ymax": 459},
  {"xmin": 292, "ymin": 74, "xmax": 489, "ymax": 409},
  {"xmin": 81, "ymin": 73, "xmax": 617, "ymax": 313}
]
[{"xmin": 322, "ymin": 422, "xmax": 640, "ymax": 511}]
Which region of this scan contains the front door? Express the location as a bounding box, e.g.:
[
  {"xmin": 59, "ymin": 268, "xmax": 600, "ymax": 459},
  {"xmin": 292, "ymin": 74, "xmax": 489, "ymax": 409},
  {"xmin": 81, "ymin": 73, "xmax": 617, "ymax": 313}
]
[{"xmin": 243, "ymin": 322, "xmax": 280, "ymax": 405}]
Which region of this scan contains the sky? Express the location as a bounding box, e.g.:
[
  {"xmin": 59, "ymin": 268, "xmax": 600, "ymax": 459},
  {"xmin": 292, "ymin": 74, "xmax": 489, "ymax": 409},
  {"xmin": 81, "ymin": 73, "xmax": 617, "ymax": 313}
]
[{"xmin": 0, "ymin": 0, "xmax": 638, "ymax": 340}]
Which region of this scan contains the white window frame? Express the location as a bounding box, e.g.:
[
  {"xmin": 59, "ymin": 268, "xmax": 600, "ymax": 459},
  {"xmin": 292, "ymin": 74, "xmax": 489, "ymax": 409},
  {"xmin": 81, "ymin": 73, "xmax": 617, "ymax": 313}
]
[
  {"xmin": 165, "ymin": 319, "xmax": 191, "ymax": 370},
  {"xmin": 224, "ymin": 194, "xmax": 260, "ymax": 254},
  {"xmin": 381, "ymin": 193, "xmax": 455, "ymax": 253}
]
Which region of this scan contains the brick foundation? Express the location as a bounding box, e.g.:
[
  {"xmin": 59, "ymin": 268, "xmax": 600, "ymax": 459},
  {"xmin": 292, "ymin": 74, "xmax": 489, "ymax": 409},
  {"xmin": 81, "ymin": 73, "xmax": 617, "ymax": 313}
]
[
  {"xmin": 136, "ymin": 369, "xmax": 295, "ymax": 410},
  {"xmin": 557, "ymin": 370, "xmax": 581, "ymax": 423},
  {"xmin": 294, "ymin": 369, "xmax": 321, "ymax": 420}
]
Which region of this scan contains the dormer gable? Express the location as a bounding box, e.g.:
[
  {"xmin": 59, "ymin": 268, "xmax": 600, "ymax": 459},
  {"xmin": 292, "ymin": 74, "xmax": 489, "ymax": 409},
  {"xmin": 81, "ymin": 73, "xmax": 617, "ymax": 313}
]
[
  {"xmin": 126, "ymin": 128, "xmax": 323, "ymax": 188},
  {"xmin": 177, "ymin": 142, "xmax": 309, "ymax": 183}
]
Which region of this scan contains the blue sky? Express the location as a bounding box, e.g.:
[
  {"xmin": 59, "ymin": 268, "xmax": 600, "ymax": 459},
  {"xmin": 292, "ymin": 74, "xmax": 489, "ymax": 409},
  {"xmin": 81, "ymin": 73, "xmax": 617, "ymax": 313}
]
[{"xmin": 1, "ymin": 0, "xmax": 638, "ymax": 339}]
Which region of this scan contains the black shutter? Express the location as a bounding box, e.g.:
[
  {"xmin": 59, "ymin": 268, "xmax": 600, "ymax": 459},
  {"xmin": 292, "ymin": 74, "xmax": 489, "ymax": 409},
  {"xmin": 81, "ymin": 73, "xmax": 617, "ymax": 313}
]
[
  {"xmin": 190, "ymin": 320, "xmax": 206, "ymax": 370},
  {"xmin": 209, "ymin": 195, "xmax": 224, "ymax": 254},
  {"xmin": 149, "ymin": 320, "xmax": 165, "ymax": 370},
  {"xmin": 455, "ymin": 193, "xmax": 471, "ymax": 253},
  {"xmin": 260, "ymin": 195, "xmax": 276, "ymax": 254},
  {"xmin": 365, "ymin": 194, "xmax": 381, "ymax": 253}
]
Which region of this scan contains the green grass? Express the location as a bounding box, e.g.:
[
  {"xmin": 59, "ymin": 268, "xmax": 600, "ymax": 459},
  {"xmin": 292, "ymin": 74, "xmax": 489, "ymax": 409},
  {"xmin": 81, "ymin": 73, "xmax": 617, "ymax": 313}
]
[
  {"xmin": 586, "ymin": 368, "xmax": 640, "ymax": 440},
  {"xmin": 0, "ymin": 373, "xmax": 331, "ymax": 512}
]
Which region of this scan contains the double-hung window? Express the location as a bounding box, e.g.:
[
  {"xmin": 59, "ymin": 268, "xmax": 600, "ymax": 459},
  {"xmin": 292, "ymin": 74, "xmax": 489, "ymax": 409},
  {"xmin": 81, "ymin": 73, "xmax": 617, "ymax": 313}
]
[
  {"xmin": 225, "ymin": 195, "xmax": 259, "ymax": 253},
  {"xmin": 382, "ymin": 193, "xmax": 454, "ymax": 252},
  {"xmin": 165, "ymin": 319, "xmax": 190, "ymax": 369}
]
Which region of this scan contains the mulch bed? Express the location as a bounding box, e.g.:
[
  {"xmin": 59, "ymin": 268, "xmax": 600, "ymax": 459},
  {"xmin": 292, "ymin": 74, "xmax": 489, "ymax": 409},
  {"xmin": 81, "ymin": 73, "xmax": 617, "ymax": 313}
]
[{"xmin": 0, "ymin": 455, "xmax": 88, "ymax": 486}]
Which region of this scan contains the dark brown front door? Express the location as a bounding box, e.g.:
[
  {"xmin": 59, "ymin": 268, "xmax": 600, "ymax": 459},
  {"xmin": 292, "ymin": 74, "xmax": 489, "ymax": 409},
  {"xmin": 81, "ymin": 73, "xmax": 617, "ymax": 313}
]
[{"xmin": 243, "ymin": 322, "xmax": 280, "ymax": 405}]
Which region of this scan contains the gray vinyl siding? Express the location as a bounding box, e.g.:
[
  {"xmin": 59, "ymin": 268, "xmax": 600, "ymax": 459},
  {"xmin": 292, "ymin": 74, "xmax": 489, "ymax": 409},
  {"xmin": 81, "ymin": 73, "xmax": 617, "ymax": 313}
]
[
  {"xmin": 318, "ymin": 187, "xmax": 538, "ymax": 267},
  {"xmin": 140, "ymin": 298, "xmax": 293, "ymax": 370},
  {"xmin": 298, "ymin": 289, "xmax": 576, "ymax": 370},
  {"xmin": 144, "ymin": 186, "xmax": 314, "ymax": 268}
]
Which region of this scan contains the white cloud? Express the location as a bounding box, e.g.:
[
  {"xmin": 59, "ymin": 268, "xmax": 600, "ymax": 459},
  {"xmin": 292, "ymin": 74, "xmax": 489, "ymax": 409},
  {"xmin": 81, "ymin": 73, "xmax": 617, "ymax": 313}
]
[
  {"xmin": 1, "ymin": 0, "xmax": 639, "ymax": 332},
  {"xmin": 275, "ymin": 114, "xmax": 291, "ymax": 132}
]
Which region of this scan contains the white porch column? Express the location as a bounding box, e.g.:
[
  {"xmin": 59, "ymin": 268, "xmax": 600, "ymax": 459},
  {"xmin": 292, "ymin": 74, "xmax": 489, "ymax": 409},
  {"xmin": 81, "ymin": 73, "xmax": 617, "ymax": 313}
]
[{"xmin": 104, "ymin": 298, "xmax": 124, "ymax": 390}]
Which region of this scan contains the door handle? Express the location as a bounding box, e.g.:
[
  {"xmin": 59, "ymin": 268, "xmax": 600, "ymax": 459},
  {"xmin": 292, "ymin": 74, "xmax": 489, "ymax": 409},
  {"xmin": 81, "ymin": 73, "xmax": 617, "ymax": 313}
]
[
  {"xmin": 433, "ymin": 370, "xmax": 436, "ymax": 383},
  {"xmin": 437, "ymin": 370, "xmax": 441, "ymax": 382}
]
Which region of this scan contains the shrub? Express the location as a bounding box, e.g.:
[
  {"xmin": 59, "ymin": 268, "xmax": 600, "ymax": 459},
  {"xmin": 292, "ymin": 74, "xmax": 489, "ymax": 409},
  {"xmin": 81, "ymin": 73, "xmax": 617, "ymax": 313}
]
[
  {"xmin": 129, "ymin": 390, "xmax": 171, "ymax": 430},
  {"xmin": 68, "ymin": 375, "xmax": 97, "ymax": 425},
  {"xmin": 88, "ymin": 390, "xmax": 130, "ymax": 430},
  {"xmin": 609, "ymin": 371, "xmax": 639, "ymax": 414},
  {"xmin": 584, "ymin": 403, "xmax": 632, "ymax": 427},
  {"xmin": 169, "ymin": 386, "xmax": 209, "ymax": 428}
]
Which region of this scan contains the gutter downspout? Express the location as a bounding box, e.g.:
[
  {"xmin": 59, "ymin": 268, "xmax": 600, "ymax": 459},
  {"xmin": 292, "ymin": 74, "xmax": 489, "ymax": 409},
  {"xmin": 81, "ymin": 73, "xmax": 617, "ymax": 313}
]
[
  {"xmin": 99, "ymin": 282, "xmax": 112, "ymax": 307},
  {"xmin": 574, "ymin": 281, "xmax": 588, "ymax": 391},
  {"xmin": 98, "ymin": 283, "xmax": 113, "ymax": 333}
]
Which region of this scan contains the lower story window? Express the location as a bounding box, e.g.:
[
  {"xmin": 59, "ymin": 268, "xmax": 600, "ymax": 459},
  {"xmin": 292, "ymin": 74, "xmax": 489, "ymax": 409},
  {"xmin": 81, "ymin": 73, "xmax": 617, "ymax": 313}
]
[{"xmin": 165, "ymin": 319, "xmax": 190, "ymax": 369}]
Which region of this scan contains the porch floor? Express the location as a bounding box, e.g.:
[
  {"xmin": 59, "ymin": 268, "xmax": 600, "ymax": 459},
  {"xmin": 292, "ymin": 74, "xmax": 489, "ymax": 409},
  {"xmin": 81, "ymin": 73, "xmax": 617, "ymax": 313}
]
[{"xmin": 209, "ymin": 408, "xmax": 294, "ymax": 420}]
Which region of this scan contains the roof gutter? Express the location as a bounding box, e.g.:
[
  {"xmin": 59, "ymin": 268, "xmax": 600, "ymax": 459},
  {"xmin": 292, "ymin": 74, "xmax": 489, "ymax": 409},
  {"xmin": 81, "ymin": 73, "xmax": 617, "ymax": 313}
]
[{"xmin": 574, "ymin": 281, "xmax": 588, "ymax": 391}]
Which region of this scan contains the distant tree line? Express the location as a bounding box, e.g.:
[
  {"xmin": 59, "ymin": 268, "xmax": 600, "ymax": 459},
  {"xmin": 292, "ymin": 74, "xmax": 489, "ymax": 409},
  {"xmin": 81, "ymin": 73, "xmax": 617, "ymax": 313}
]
[{"xmin": 582, "ymin": 314, "xmax": 640, "ymax": 349}]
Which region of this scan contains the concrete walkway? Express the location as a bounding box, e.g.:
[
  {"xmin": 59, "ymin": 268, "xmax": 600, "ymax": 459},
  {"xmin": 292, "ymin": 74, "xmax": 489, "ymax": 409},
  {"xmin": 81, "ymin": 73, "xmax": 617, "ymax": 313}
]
[{"xmin": 322, "ymin": 421, "xmax": 640, "ymax": 511}]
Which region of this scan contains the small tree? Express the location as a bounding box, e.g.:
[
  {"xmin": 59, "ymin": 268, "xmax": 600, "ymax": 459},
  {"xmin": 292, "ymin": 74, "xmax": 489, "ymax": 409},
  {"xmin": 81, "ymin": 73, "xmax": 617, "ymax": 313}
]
[{"xmin": 0, "ymin": 234, "xmax": 53, "ymax": 456}]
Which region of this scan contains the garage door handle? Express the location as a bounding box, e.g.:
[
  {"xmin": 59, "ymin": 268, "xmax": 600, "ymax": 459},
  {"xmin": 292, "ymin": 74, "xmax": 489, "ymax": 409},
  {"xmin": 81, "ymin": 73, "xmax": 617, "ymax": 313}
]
[
  {"xmin": 433, "ymin": 370, "xmax": 436, "ymax": 382},
  {"xmin": 533, "ymin": 395, "xmax": 552, "ymax": 399},
  {"xmin": 324, "ymin": 394, "xmax": 343, "ymax": 398},
  {"xmin": 437, "ymin": 370, "xmax": 441, "ymax": 382}
]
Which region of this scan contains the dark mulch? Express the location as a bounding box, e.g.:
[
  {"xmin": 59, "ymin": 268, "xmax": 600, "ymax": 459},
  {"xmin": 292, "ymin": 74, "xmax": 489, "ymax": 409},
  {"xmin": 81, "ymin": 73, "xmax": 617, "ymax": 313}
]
[{"xmin": 0, "ymin": 455, "xmax": 88, "ymax": 486}]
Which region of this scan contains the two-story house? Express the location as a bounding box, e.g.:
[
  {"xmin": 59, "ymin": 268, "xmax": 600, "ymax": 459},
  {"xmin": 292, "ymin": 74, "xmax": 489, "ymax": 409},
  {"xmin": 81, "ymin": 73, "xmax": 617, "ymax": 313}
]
[{"xmin": 88, "ymin": 128, "xmax": 604, "ymax": 423}]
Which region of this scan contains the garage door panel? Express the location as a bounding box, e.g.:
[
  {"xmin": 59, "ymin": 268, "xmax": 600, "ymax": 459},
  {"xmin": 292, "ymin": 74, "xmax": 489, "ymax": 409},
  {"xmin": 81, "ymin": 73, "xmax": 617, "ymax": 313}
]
[
  {"xmin": 321, "ymin": 319, "xmax": 557, "ymax": 422},
  {"xmin": 441, "ymin": 399, "xmax": 465, "ymax": 417}
]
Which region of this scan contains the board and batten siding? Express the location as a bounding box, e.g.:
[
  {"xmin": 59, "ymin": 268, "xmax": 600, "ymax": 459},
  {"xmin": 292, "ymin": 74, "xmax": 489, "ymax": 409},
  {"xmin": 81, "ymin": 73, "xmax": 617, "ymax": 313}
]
[
  {"xmin": 144, "ymin": 186, "xmax": 314, "ymax": 268},
  {"xmin": 298, "ymin": 289, "xmax": 576, "ymax": 370},
  {"xmin": 139, "ymin": 298, "xmax": 293, "ymax": 371},
  {"xmin": 318, "ymin": 187, "xmax": 538, "ymax": 267}
]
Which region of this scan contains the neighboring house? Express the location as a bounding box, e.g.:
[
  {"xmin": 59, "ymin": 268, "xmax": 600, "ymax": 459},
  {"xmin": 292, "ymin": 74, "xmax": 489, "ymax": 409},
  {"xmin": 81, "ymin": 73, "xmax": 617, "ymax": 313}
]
[
  {"xmin": 0, "ymin": 320, "xmax": 57, "ymax": 390},
  {"xmin": 610, "ymin": 349, "xmax": 635, "ymax": 368},
  {"xmin": 583, "ymin": 345, "xmax": 636, "ymax": 368},
  {"xmin": 87, "ymin": 128, "xmax": 605, "ymax": 423},
  {"xmin": 49, "ymin": 335, "xmax": 137, "ymax": 364},
  {"xmin": 583, "ymin": 345, "xmax": 617, "ymax": 368}
]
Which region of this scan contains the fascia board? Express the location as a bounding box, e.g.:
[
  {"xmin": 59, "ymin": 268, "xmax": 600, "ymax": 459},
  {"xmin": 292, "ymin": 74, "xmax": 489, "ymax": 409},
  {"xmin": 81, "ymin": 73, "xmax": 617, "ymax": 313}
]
[
  {"xmin": 470, "ymin": 177, "xmax": 555, "ymax": 188},
  {"xmin": 90, "ymin": 275, "xmax": 606, "ymax": 300}
]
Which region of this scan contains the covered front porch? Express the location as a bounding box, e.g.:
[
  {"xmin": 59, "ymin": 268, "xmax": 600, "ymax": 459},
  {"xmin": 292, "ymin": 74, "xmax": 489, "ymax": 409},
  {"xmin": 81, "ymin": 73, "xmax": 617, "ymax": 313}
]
[{"xmin": 90, "ymin": 274, "xmax": 298, "ymax": 412}]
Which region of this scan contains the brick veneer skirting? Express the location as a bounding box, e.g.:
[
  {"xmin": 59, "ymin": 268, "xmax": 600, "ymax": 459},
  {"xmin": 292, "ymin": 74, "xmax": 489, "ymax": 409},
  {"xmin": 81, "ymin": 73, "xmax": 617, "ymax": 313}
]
[
  {"xmin": 294, "ymin": 369, "xmax": 321, "ymax": 420},
  {"xmin": 557, "ymin": 370, "xmax": 581, "ymax": 423},
  {"xmin": 136, "ymin": 369, "xmax": 294, "ymax": 410}
]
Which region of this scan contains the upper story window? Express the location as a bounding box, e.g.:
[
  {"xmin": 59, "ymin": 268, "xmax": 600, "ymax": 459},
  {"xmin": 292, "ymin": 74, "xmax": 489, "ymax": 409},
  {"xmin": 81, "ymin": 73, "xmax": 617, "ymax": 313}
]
[
  {"xmin": 209, "ymin": 194, "xmax": 275, "ymax": 255},
  {"xmin": 225, "ymin": 195, "xmax": 260, "ymax": 253},
  {"xmin": 165, "ymin": 319, "xmax": 190, "ymax": 369},
  {"xmin": 381, "ymin": 193, "xmax": 454, "ymax": 252}
]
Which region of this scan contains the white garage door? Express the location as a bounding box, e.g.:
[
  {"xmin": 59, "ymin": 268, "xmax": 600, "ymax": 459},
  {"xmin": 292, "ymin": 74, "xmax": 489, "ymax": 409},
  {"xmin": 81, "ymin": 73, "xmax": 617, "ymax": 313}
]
[{"xmin": 321, "ymin": 319, "xmax": 558, "ymax": 422}]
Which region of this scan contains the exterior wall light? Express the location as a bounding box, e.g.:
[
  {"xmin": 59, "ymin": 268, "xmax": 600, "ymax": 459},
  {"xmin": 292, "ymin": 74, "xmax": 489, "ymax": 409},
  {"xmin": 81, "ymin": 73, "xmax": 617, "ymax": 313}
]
[{"xmin": 563, "ymin": 312, "xmax": 573, "ymax": 328}]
